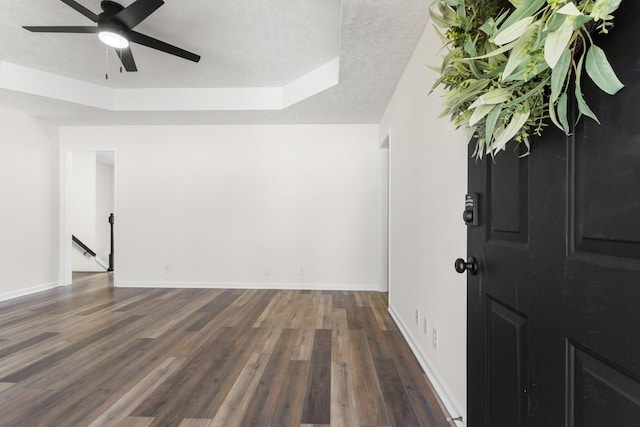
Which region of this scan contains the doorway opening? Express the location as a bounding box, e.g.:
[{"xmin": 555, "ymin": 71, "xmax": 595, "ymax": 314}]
[{"xmin": 60, "ymin": 150, "xmax": 116, "ymax": 286}]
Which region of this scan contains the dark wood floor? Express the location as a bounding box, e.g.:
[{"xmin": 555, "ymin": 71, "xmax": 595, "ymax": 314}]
[{"xmin": 0, "ymin": 274, "xmax": 454, "ymax": 426}]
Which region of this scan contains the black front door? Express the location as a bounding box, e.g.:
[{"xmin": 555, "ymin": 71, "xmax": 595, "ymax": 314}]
[{"xmin": 466, "ymin": 2, "xmax": 640, "ymax": 425}]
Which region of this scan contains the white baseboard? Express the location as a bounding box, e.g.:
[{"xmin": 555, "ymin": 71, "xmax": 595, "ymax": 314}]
[
  {"xmin": 0, "ymin": 281, "xmax": 62, "ymax": 302},
  {"xmin": 388, "ymin": 303, "xmax": 466, "ymax": 426},
  {"xmin": 115, "ymin": 281, "xmax": 378, "ymax": 292}
]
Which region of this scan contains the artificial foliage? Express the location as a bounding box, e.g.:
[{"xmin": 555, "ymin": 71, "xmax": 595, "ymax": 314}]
[{"xmin": 430, "ymin": 0, "xmax": 624, "ymax": 158}]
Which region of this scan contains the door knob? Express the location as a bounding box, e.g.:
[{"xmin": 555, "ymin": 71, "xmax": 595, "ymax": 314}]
[{"xmin": 455, "ymin": 257, "xmax": 478, "ymax": 275}]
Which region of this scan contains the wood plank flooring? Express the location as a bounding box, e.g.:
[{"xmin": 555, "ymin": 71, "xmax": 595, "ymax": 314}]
[{"xmin": 0, "ymin": 274, "xmax": 455, "ymax": 427}]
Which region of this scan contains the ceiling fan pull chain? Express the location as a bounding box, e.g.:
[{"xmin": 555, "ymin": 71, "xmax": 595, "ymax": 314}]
[{"xmin": 105, "ymin": 47, "xmax": 109, "ymax": 80}]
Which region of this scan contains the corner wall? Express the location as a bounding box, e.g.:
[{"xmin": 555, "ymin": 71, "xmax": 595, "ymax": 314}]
[
  {"xmin": 0, "ymin": 107, "xmax": 59, "ymax": 300},
  {"xmin": 379, "ymin": 25, "xmax": 468, "ymax": 421},
  {"xmin": 61, "ymin": 124, "xmax": 378, "ymax": 290}
]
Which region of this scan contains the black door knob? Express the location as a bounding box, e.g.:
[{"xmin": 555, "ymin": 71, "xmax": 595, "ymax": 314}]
[{"xmin": 455, "ymin": 257, "xmax": 478, "ymax": 275}]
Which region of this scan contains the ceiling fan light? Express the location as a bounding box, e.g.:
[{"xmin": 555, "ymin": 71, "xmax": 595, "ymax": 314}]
[{"xmin": 98, "ymin": 31, "xmax": 129, "ymax": 49}]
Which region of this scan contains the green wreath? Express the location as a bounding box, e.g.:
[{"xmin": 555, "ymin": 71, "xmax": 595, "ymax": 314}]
[{"xmin": 430, "ymin": 0, "xmax": 624, "ymax": 158}]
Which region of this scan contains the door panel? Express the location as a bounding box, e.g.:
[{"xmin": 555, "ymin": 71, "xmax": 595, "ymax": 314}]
[
  {"xmin": 488, "ymin": 147, "xmax": 529, "ymax": 244},
  {"xmin": 488, "ymin": 298, "xmax": 529, "ymax": 427},
  {"xmin": 568, "ymin": 343, "xmax": 640, "ymax": 427},
  {"xmin": 572, "ymin": 44, "xmax": 640, "ymax": 261}
]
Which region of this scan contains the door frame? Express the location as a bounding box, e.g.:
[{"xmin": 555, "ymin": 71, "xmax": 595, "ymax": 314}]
[
  {"xmin": 59, "ymin": 147, "xmax": 118, "ymax": 286},
  {"xmin": 378, "ymin": 129, "xmax": 391, "ymax": 294}
]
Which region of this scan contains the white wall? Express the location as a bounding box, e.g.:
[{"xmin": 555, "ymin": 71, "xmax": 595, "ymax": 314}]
[
  {"xmin": 61, "ymin": 124, "xmax": 378, "ymax": 289},
  {"xmin": 0, "ymin": 106, "xmax": 59, "ymax": 300},
  {"xmin": 379, "ymin": 25, "xmax": 468, "ymax": 421}
]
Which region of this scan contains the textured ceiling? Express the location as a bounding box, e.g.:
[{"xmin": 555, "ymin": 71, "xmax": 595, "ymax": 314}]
[{"xmin": 0, "ymin": 0, "xmax": 430, "ymax": 125}]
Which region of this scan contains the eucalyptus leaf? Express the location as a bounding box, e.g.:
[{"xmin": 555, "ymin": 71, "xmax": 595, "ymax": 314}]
[
  {"xmin": 482, "ymin": 61, "xmax": 507, "ymax": 79},
  {"xmin": 457, "ymin": 0, "xmax": 467, "ymax": 20},
  {"xmin": 501, "ymin": 60, "xmax": 549, "ymax": 82},
  {"xmin": 575, "ymin": 86, "xmax": 599, "ymax": 123},
  {"xmin": 490, "ymin": 125, "xmax": 506, "ymax": 153},
  {"xmin": 469, "ymin": 88, "xmax": 512, "ymax": 108},
  {"xmin": 438, "ymin": 3, "xmax": 458, "ymax": 26},
  {"xmin": 468, "ymin": 39, "xmax": 518, "ymax": 59},
  {"xmin": 546, "ymin": 13, "xmax": 566, "ymax": 32},
  {"xmin": 585, "ymin": 45, "xmax": 624, "ymax": 95},
  {"xmin": 465, "ymin": 125, "xmax": 478, "ymax": 145},
  {"xmin": 485, "ymin": 105, "xmax": 503, "ymax": 146},
  {"xmin": 469, "ymin": 104, "xmax": 495, "ymax": 126},
  {"xmin": 557, "ymin": 93, "xmax": 570, "ymax": 133},
  {"xmin": 548, "ymin": 97, "xmax": 563, "ymax": 131},
  {"xmin": 492, "ymin": 107, "xmax": 530, "ymax": 152},
  {"xmin": 544, "ymin": 21, "xmax": 573, "ymax": 68},
  {"xmin": 494, "ymin": 10, "xmax": 510, "ymax": 28},
  {"xmin": 550, "ymin": 48, "xmax": 571, "ymax": 103},
  {"xmin": 429, "ymin": 8, "xmax": 451, "ymax": 28},
  {"xmin": 502, "ymin": 24, "xmax": 539, "ymax": 80},
  {"xmin": 498, "ymin": 0, "xmax": 546, "ymax": 33},
  {"xmin": 591, "ymin": 0, "xmax": 622, "ymax": 21},
  {"xmin": 442, "ymin": 80, "xmax": 492, "ymax": 114},
  {"xmin": 533, "ymin": 25, "xmax": 548, "ymax": 50},
  {"xmin": 575, "ymin": 54, "xmax": 600, "ymax": 123},
  {"xmin": 493, "ymin": 17, "xmax": 535, "ymax": 46},
  {"xmin": 464, "ymin": 36, "xmax": 478, "ymax": 56},
  {"xmin": 556, "ymin": 2, "xmax": 582, "ymax": 16},
  {"xmin": 479, "ymin": 18, "xmax": 496, "ymax": 35},
  {"xmin": 572, "ymin": 15, "xmax": 593, "ymax": 29},
  {"xmin": 432, "ymin": 24, "xmax": 449, "ymax": 44},
  {"xmin": 468, "ymin": 59, "xmax": 484, "ymax": 78},
  {"xmin": 503, "ymin": 76, "xmax": 550, "ymax": 108}
]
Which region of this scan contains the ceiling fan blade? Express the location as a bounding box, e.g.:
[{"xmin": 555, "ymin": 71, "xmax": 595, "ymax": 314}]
[
  {"xmin": 23, "ymin": 26, "xmax": 97, "ymax": 33},
  {"xmin": 115, "ymin": 0, "xmax": 165, "ymax": 30},
  {"xmin": 60, "ymin": 0, "xmax": 99, "ymax": 22},
  {"xmin": 130, "ymin": 31, "xmax": 201, "ymax": 63},
  {"xmin": 116, "ymin": 47, "xmax": 138, "ymax": 72}
]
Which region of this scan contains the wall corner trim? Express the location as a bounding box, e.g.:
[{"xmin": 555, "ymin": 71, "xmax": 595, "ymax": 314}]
[{"xmin": 388, "ymin": 303, "xmax": 467, "ymax": 426}]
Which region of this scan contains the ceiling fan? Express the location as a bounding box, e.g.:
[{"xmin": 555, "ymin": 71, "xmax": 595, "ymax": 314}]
[{"xmin": 23, "ymin": 0, "xmax": 201, "ymax": 72}]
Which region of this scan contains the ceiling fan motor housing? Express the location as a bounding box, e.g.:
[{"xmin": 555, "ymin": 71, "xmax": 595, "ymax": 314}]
[
  {"xmin": 100, "ymin": 1, "xmax": 125, "ymax": 19},
  {"xmin": 98, "ymin": 1, "xmax": 128, "ymax": 37}
]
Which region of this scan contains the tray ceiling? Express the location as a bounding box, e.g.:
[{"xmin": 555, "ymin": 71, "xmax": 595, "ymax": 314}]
[{"xmin": 0, "ymin": 0, "xmax": 430, "ymax": 125}]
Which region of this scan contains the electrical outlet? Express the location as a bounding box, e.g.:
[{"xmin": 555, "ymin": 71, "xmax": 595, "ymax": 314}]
[
  {"xmin": 164, "ymin": 265, "xmax": 170, "ymax": 274},
  {"xmin": 415, "ymin": 309, "xmax": 419, "ymax": 326},
  {"xmin": 299, "ymin": 266, "xmax": 305, "ymax": 276},
  {"xmin": 432, "ymin": 328, "xmax": 438, "ymax": 350},
  {"xmin": 423, "ymin": 317, "xmax": 429, "ymax": 335},
  {"xmin": 264, "ymin": 267, "xmax": 270, "ymax": 277}
]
